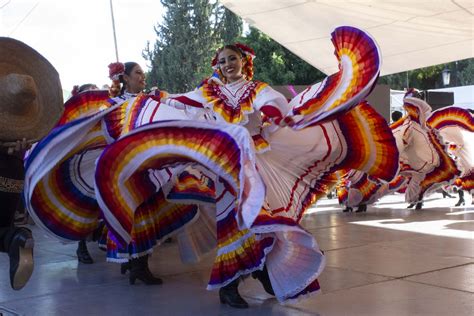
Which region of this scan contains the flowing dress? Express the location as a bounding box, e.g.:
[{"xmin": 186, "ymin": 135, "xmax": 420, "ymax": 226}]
[
  {"xmin": 339, "ymin": 97, "xmax": 468, "ymax": 207},
  {"xmin": 25, "ymin": 26, "xmax": 398, "ymax": 302},
  {"xmin": 426, "ymin": 106, "xmax": 474, "ymax": 193}
]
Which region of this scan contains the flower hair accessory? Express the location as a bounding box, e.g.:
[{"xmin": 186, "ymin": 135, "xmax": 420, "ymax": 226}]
[
  {"xmin": 108, "ymin": 62, "xmax": 125, "ymax": 80},
  {"xmin": 108, "ymin": 62, "xmax": 125, "ymax": 97},
  {"xmin": 234, "ymin": 43, "xmax": 255, "ymax": 59},
  {"xmin": 211, "ymin": 53, "xmax": 219, "ymax": 70},
  {"xmin": 404, "ymin": 88, "xmax": 423, "ymax": 99},
  {"xmin": 211, "ymin": 42, "xmax": 256, "ymax": 70}
]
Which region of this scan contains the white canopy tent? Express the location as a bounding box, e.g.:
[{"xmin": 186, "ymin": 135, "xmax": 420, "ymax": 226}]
[{"xmin": 220, "ymin": 0, "xmax": 474, "ymax": 76}]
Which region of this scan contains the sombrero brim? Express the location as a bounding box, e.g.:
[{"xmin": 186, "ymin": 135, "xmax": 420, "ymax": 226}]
[{"xmin": 0, "ymin": 37, "xmax": 63, "ymax": 141}]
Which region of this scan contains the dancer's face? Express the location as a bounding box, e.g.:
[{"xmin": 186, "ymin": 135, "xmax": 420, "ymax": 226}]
[
  {"xmin": 124, "ymin": 65, "xmax": 146, "ymax": 93},
  {"xmin": 218, "ymin": 48, "xmax": 244, "ymax": 83}
]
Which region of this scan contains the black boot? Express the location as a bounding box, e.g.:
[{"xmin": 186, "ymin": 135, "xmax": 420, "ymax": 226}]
[
  {"xmin": 6, "ymin": 227, "xmax": 34, "ymax": 290},
  {"xmin": 355, "ymin": 204, "xmax": 367, "ymax": 213},
  {"xmin": 407, "ymin": 203, "xmax": 415, "ymax": 209},
  {"xmin": 129, "ymin": 255, "xmax": 162, "ymax": 285},
  {"xmin": 455, "ymin": 190, "xmax": 465, "ymax": 206},
  {"xmin": 342, "ymin": 207, "xmax": 353, "ymax": 213},
  {"xmin": 219, "ymin": 278, "xmax": 249, "ymax": 309},
  {"xmin": 76, "ymin": 240, "xmax": 93, "ymax": 264},
  {"xmin": 91, "ymin": 221, "xmax": 105, "ymax": 242},
  {"xmin": 441, "ymin": 190, "xmax": 454, "ymax": 198},
  {"xmin": 251, "ymin": 265, "xmax": 275, "ymax": 295},
  {"xmin": 121, "ymin": 261, "xmax": 131, "ymax": 275},
  {"xmin": 415, "ymin": 202, "xmax": 423, "ymax": 210}
]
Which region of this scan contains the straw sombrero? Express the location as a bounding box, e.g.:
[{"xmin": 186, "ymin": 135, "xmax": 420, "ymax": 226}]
[{"xmin": 0, "ymin": 37, "xmax": 63, "ymax": 141}]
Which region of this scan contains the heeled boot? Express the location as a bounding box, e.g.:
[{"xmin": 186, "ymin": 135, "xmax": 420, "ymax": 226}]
[
  {"xmin": 219, "ymin": 278, "xmax": 249, "ymax": 309},
  {"xmin": 415, "ymin": 202, "xmax": 423, "ymax": 210},
  {"xmin": 455, "ymin": 190, "xmax": 465, "ymax": 206},
  {"xmin": 91, "ymin": 221, "xmax": 105, "ymax": 242},
  {"xmin": 5, "ymin": 227, "xmax": 34, "ymax": 290},
  {"xmin": 355, "ymin": 204, "xmax": 367, "ymax": 213},
  {"xmin": 120, "ymin": 261, "xmax": 131, "ymax": 275},
  {"xmin": 342, "ymin": 207, "xmax": 353, "ymax": 213},
  {"xmin": 441, "ymin": 190, "xmax": 454, "ymax": 198},
  {"xmin": 407, "ymin": 203, "xmax": 415, "ymax": 209},
  {"xmin": 76, "ymin": 240, "xmax": 93, "ymax": 264},
  {"xmin": 129, "ymin": 255, "xmax": 162, "ymax": 285},
  {"xmin": 251, "ymin": 265, "xmax": 275, "ymax": 295}
]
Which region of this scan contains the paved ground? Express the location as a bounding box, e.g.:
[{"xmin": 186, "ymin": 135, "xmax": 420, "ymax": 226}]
[{"xmin": 0, "ymin": 193, "xmax": 473, "ymax": 316}]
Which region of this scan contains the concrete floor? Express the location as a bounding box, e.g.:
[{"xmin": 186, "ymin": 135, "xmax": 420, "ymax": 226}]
[{"xmin": 0, "ymin": 193, "xmax": 473, "ymax": 316}]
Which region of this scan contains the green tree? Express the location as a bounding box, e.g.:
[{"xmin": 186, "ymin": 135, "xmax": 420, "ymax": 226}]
[
  {"xmin": 242, "ymin": 27, "xmax": 325, "ymax": 85},
  {"xmin": 377, "ymin": 72, "xmax": 407, "ymax": 90},
  {"xmin": 215, "ymin": 7, "xmax": 242, "ymax": 44},
  {"xmin": 144, "ymin": 2, "xmax": 242, "ymax": 93},
  {"xmin": 453, "ymin": 58, "xmax": 474, "ymax": 86},
  {"xmin": 144, "ymin": 0, "xmax": 191, "ymax": 92},
  {"xmin": 146, "ymin": 1, "xmax": 472, "ymax": 94},
  {"xmin": 378, "ymin": 58, "xmax": 474, "ymax": 90}
]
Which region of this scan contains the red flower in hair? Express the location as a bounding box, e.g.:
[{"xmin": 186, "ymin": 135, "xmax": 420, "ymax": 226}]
[
  {"xmin": 211, "ymin": 43, "xmax": 256, "ymax": 69},
  {"xmin": 211, "ymin": 53, "xmax": 219, "ymax": 69},
  {"xmin": 235, "ymin": 43, "xmax": 255, "ymax": 58},
  {"xmin": 108, "ymin": 62, "xmax": 125, "ymax": 80}
]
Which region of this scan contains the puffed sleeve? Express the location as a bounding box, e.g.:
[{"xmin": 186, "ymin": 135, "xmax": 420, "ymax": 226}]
[
  {"xmin": 162, "ymin": 88, "xmax": 206, "ymax": 110},
  {"xmin": 161, "ymin": 87, "xmax": 214, "ymax": 121},
  {"xmin": 252, "ymin": 85, "xmax": 291, "ymax": 125}
]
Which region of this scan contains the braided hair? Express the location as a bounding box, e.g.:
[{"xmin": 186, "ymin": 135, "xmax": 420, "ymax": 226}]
[{"xmin": 108, "ymin": 62, "xmax": 139, "ymax": 97}]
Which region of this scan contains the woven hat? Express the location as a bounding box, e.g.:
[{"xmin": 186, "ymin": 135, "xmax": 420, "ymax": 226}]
[{"xmin": 0, "ymin": 37, "xmax": 63, "ymax": 141}]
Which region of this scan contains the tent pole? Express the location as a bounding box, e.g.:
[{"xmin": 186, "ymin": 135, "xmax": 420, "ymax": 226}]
[{"xmin": 109, "ymin": 0, "xmax": 119, "ymax": 62}]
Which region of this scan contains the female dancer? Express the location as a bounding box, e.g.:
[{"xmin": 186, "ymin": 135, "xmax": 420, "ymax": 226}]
[
  {"xmin": 427, "ymin": 107, "xmax": 473, "ymax": 206},
  {"xmin": 93, "ymin": 26, "xmax": 398, "ymax": 307},
  {"xmin": 25, "ymin": 61, "xmax": 183, "ymax": 285},
  {"xmin": 69, "ymin": 83, "xmax": 100, "ymax": 265},
  {"xmin": 339, "ymin": 90, "xmax": 470, "ymax": 211},
  {"xmin": 25, "ymin": 26, "xmax": 398, "ymax": 307}
]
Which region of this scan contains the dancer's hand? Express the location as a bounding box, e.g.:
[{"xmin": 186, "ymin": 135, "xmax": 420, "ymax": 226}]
[{"xmin": 279, "ymin": 116, "xmax": 295, "ymax": 128}]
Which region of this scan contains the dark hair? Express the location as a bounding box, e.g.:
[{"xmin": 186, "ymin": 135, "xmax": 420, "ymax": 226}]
[
  {"xmin": 119, "ymin": 62, "xmax": 139, "ymax": 94},
  {"xmin": 220, "ymin": 45, "xmax": 244, "ymax": 57},
  {"xmin": 391, "ymin": 110, "xmax": 403, "ymax": 122},
  {"xmin": 78, "ymin": 83, "xmax": 98, "ymax": 93},
  {"xmin": 71, "ymin": 83, "xmax": 98, "ymax": 96},
  {"xmin": 405, "ymin": 88, "xmax": 424, "ymax": 100}
]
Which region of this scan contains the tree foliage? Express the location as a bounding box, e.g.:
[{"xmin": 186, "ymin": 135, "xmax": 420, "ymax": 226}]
[
  {"xmin": 454, "ymin": 58, "xmax": 474, "ymax": 87},
  {"xmin": 242, "ymin": 27, "xmax": 325, "ymax": 85},
  {"xmin": 216, "ymin": 6, "xmax": 242, "ymax": 44},
  {"xmin": 144, "ymin": 3, "xmax": 325, "ymax": 92},
  {"xmin": 145, "ymin": 3, "xmax": 471, "ymax": 93},
  {"xmin": 144, "ymin": 1, "xmax": 241, "ymax": 93},
  {"xmin": 378, "ymin": 58, "xmax": 474, "ymax": 90}
]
